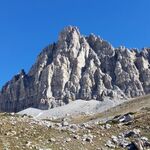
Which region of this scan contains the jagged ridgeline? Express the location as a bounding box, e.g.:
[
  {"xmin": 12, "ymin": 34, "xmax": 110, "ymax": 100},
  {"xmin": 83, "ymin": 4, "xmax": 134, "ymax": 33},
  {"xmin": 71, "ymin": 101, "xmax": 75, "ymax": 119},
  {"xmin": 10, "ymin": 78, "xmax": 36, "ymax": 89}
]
[{"xmin": 0, "ymin": 26, "xmax": 150, "ymax": 112}]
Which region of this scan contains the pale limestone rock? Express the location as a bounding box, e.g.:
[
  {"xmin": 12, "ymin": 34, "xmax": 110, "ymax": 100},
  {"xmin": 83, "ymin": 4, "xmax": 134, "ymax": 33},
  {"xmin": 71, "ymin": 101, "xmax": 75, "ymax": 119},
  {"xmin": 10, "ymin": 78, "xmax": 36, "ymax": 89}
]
[{"xmin": 0, "ymin": 26, "xmax": 150, "ymax": 112}]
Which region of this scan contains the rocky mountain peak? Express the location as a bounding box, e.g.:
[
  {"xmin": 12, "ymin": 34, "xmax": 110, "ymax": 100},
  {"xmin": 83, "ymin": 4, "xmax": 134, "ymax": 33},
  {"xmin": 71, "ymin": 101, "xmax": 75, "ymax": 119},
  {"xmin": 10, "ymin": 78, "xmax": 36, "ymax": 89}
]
[
  {"xmin": 59, "ymin": 26, "xmax": 80, "ymax": 41},
  {"xmin": 0, "ymin": 26, "xmax": 150, "ymax": 112}
]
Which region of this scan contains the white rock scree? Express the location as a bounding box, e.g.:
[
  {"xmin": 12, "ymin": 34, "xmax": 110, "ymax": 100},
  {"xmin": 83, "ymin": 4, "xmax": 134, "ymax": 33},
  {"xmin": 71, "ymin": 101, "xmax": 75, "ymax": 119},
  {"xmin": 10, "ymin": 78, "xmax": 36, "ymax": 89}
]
[{"xmin": 18, "ymin": 98, "xmax": 125, "ymax": 119}]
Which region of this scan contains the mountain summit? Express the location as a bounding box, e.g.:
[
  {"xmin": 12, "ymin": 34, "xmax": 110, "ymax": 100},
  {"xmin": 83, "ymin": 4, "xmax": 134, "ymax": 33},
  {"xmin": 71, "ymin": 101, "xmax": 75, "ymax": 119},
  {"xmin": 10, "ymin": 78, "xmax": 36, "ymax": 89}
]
[{"xmin": 0, "ymin": 26, "xmax": 150, "ymax": 112}]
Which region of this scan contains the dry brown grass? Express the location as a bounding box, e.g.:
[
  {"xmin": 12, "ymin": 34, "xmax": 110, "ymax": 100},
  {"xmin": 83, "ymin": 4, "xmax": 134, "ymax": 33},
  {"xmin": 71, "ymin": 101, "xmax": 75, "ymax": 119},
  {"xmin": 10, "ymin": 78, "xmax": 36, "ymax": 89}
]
[{"xmin": 0, "ymin": 95, "xmax": 149, "ymax": 150}]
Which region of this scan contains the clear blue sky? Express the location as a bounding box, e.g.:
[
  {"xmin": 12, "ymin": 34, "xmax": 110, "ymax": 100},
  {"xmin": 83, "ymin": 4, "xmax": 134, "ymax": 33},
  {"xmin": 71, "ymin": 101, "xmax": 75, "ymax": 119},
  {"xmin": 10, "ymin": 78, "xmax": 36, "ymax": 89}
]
[{"xmin": 0, "ymin": 0, "xmax": 150, "ymax": 88}]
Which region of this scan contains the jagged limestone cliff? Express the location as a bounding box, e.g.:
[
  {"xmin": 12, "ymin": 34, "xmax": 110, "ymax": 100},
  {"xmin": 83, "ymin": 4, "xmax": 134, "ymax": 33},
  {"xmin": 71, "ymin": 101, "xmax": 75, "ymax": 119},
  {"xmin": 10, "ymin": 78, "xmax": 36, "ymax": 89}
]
[{"xmin": 0, "ymin": 26, "xmax": 150, "ymax": 112}]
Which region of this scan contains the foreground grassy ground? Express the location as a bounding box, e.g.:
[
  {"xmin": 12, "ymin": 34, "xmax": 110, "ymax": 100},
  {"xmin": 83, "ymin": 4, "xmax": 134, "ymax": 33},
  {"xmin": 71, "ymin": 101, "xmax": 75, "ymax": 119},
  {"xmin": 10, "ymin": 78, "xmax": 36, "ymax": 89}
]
[
  {"xmin": 0, "ymin": 95, "xmax": 149, "ymax": 150},
  {"xmin": 0, "ymin": 109, "xmax": 149, "ymax": 150}
]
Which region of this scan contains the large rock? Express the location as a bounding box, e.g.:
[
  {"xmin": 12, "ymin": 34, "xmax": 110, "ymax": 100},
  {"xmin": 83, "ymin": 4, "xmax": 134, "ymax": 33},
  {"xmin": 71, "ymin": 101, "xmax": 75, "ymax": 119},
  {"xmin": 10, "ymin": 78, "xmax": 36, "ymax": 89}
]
[{"xmin": 0, "ymin": 26, "xmax": 150, "ymax": 112}]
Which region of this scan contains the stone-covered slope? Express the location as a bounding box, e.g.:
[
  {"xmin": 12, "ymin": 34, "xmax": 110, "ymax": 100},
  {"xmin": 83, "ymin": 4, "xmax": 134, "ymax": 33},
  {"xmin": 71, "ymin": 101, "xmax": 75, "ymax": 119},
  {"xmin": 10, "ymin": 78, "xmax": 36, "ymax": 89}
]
[{"xmin": 0, "ymin": 26, "xmax": 150, "ymax": 112}]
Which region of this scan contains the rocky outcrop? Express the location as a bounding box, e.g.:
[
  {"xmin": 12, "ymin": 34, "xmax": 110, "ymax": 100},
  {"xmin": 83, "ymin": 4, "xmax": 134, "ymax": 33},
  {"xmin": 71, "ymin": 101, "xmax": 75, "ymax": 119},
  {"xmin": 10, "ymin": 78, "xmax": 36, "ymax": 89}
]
[{"xmin": 0, "ymin": 26, "xmax": 150, "ymax": 112}]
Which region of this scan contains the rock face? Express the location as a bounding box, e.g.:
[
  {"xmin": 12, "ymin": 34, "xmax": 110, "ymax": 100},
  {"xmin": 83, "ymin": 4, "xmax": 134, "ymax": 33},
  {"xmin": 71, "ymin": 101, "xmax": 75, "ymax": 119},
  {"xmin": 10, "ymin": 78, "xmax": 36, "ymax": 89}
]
[{"xmin": 0, "ymin": 26, "xmax": 150, "ymax": 112}]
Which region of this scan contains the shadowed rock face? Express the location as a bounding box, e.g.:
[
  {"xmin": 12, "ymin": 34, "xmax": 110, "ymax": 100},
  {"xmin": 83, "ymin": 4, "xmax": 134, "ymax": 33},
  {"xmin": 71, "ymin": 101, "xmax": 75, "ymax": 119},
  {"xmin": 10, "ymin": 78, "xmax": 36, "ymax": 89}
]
[{"xmin": 0, "ymin": 26, "xmax": 150, "ymax": 112}]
